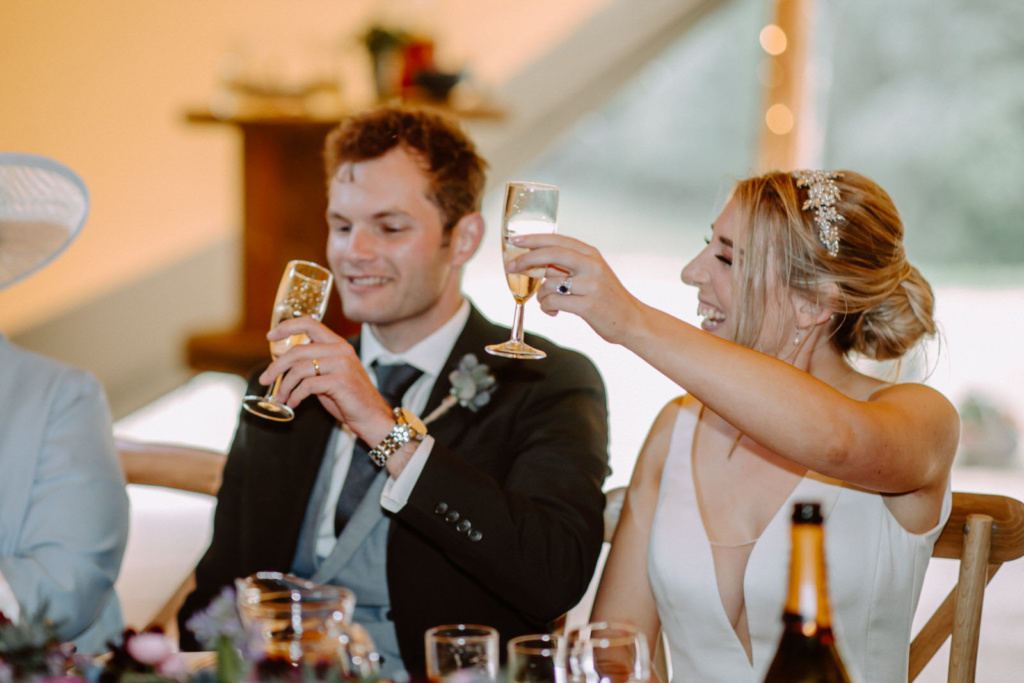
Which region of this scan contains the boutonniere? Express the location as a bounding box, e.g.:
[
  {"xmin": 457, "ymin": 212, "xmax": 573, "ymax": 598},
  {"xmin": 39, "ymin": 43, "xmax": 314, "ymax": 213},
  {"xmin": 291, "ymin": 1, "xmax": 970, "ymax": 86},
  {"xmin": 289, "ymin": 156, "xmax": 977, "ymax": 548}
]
[{"xmin": 423, "ymin": 354, "xmax": 498, "ymax": 425}]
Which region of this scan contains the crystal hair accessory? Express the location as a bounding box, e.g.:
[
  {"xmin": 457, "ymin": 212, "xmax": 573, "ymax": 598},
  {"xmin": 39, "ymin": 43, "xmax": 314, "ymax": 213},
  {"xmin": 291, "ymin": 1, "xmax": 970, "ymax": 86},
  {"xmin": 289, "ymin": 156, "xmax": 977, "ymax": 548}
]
[{"xmin": 793, "ymin": 170, "xmax": 844, "ymax": 257}]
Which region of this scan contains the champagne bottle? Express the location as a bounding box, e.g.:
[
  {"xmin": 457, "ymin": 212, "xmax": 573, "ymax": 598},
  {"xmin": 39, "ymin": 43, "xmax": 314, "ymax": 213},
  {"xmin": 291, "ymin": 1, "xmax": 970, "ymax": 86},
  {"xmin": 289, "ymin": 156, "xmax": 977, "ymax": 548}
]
[{"xmin": 762, "ymin": 502, "xmax": 851, "ymax": 683}]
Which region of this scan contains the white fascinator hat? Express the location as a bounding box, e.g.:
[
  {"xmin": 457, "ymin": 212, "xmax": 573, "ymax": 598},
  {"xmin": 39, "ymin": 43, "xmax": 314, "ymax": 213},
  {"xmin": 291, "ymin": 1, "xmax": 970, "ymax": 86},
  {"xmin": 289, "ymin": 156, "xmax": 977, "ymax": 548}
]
[{"xmin": 0, "ymin": 152, "xmax": 89, "ymax": 293}]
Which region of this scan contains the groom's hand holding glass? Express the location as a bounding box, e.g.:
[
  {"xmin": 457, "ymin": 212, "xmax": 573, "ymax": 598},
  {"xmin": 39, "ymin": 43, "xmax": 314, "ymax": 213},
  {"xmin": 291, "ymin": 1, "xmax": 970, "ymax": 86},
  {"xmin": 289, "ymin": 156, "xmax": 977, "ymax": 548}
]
[{"xmin": 257, "ymin": 317, "xmax": 419, "ymax": 476}]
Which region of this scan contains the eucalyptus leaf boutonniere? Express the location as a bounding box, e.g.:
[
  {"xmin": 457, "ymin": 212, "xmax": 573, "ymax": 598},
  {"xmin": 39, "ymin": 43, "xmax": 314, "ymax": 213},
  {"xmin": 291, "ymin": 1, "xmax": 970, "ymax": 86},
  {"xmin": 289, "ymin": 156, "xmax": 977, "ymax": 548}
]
[{"xmin": 423, "ymin": 354, "xmax": 497, "ymax": 425}]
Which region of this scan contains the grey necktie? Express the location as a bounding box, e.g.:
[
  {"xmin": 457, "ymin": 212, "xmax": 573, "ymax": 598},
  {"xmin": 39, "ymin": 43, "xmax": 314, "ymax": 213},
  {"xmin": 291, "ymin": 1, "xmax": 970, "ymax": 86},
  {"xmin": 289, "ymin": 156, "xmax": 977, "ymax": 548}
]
[{"xmin": 333, "ymin": 362, "xmax": 423, "ymax": 535}]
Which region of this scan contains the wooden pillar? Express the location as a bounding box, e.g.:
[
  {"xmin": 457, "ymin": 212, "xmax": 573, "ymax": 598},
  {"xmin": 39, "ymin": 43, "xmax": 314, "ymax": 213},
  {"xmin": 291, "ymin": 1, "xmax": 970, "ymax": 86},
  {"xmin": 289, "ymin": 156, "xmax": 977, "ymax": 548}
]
[{"xmin": 755, "ymin": 0, "xmax": 819, "ymax": 173}]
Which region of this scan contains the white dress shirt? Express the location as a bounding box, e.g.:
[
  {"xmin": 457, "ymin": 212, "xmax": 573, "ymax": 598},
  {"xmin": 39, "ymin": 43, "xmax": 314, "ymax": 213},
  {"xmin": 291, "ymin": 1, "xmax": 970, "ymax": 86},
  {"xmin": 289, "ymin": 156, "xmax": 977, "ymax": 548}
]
[{"xmin": 312, "ymin": 301, "xmax": 471, "ymax": 559}]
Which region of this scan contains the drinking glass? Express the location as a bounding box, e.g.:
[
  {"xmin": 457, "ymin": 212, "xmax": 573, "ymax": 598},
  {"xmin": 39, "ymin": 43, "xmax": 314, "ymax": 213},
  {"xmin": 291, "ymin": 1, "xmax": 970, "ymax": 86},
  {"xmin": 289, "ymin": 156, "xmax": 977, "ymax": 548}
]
[
  {"xmin": 235, "ymin": 572, "xmax": 357, "ymax": 668},
  {"xmin": 562, "ymin": 622, "xmax": 649, "ymax": 683},
  {"xmin": 425, "ymin": 624, "xmax": 499, "ymax": 682},
  {"xmin": 242, "ymin": 260, "xmax": 333, "ymax": 421},
  {"xmin": 485, "ymin": 181, "xmax": 558, "ymax": 360},
  {"xmin": 507, "ymin": 633, "xmax": 564, "ymax": 683}
]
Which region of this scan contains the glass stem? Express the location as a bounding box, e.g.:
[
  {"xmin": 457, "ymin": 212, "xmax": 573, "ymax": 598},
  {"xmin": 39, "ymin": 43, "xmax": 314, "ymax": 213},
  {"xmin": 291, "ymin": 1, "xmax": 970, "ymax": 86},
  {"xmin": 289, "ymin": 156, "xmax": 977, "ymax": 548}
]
[
  {"xmin": 265, "ymin": 373, "xmax": 284, "ymax": 403},
  {"xmin": 511, "ymin": 300, "xmax": 526, "ymax": 344}
]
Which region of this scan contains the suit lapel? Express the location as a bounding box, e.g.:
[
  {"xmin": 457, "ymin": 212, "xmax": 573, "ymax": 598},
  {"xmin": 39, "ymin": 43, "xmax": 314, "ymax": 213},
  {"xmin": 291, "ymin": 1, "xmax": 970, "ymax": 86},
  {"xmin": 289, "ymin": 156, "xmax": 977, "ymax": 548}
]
[{"xmin": 420, "ymin": 306, "xmax": 512, "ymax": 449}]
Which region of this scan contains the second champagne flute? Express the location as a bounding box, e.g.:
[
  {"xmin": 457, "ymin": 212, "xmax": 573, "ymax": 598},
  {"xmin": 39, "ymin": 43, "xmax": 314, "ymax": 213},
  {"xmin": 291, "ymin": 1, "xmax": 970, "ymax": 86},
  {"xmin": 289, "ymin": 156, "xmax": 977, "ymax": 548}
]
[
  {"xmin": 242, "ymin": 259, "xmax": 333, "ymax": 422},
  {"xmin": 485, "ymin": 181, "xmax": 558, "ymax": 360}
]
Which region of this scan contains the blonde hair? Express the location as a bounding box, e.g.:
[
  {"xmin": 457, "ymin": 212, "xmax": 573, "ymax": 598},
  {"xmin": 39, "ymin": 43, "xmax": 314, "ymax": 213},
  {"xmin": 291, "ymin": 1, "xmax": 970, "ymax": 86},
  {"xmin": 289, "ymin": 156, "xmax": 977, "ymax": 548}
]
[{"xmin": 729, "ymin": 170, "xmax": 935, "ymax": 361}]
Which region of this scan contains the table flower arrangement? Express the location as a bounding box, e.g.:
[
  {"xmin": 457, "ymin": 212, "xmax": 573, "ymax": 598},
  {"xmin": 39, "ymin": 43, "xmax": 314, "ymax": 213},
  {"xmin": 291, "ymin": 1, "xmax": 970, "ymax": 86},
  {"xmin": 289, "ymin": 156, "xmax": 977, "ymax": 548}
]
[{"xmin": 0, "ymin": 588, "xmax": 374, "ymax": 683}]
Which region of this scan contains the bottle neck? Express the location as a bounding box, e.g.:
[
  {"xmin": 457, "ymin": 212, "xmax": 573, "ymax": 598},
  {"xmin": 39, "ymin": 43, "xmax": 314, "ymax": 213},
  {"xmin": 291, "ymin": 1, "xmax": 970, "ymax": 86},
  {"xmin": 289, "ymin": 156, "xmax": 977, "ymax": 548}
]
[{"xmin": 783, "ymin": 522, "xmax": 833, "ymax": 635}]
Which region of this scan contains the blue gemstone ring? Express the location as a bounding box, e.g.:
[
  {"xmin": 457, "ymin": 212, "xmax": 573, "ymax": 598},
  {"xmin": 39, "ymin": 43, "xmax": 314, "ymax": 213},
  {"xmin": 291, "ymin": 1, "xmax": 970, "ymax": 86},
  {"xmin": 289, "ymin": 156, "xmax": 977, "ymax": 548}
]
[{"xmin": 556, "ymin": 277, "xmax": 573, "ymax": 296}]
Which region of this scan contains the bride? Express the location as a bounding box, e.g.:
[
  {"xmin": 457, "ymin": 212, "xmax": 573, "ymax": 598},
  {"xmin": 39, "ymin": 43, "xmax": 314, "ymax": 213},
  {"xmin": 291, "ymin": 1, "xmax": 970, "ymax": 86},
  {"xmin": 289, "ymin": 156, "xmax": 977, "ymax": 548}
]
[{"xmin": 508, "ymin": 170, "xmax": 958, "ymax": 682}]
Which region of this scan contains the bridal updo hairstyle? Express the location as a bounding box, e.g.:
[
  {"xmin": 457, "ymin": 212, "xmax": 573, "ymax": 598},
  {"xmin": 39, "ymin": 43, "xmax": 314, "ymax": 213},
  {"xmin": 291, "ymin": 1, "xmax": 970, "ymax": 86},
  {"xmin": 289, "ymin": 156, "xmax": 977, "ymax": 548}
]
[{"xmin": 729, "ymin": 170, "xmax": 936, "ymax": 361}]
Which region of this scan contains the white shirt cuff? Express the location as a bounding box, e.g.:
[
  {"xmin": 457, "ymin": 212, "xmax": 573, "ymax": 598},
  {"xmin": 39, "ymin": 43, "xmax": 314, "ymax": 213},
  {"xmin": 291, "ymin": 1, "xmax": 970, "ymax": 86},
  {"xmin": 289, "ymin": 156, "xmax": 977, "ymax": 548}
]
[
  {"xmin": 0, "ymin": 570, "xmax": 21, "ymax": 622},
  {"xmin": 380, "ymin": 435, "xmax": 435, "ymax": 513}
]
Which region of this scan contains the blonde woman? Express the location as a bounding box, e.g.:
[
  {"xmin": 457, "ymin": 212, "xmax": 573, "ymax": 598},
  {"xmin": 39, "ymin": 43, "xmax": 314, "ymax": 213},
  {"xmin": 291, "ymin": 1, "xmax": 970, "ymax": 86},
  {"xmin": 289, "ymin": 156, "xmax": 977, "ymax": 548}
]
[{"xmin": 508, "ymin": 171, "xmax": 958, "ymax": 682}]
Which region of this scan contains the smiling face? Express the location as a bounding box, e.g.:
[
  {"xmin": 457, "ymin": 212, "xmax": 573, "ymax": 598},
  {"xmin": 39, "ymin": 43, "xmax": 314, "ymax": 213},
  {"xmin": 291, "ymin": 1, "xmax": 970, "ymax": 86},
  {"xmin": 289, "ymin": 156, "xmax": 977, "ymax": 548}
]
[
  {"xmin": 326, "ymin": 146, "xmax": 480, "ymax": 351},
  {"xmin": 681, "ymin": 198, "xmax": 742, "ymax": 341},
  {"xmin": 682, "ymin": 197, "xmax": 799, "ymax": 356}
]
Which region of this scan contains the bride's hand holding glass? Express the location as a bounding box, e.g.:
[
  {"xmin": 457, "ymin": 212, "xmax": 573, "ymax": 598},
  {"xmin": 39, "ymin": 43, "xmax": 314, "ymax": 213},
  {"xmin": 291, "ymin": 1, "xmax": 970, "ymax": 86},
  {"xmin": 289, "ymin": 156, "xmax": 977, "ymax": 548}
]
[
  {"xmin": 504, "ymin": 233, "xmax": 644, "ymax": 347},
  {"xmin": 485, "ymin": 181, "xmax": 559, "ymax": 360}
]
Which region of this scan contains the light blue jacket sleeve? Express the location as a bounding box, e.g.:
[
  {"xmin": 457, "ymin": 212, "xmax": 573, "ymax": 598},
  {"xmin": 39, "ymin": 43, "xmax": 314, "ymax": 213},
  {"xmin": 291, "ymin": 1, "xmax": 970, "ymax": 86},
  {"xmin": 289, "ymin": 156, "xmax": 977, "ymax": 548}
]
[{"xmin": 0, "ymin": 338, "xmax": 129, "ymax": 653}]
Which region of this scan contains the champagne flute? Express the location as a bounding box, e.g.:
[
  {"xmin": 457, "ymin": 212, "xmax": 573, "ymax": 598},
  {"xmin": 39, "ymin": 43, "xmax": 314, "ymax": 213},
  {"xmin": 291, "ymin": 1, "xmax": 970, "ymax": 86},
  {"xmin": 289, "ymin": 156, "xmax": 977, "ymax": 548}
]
[
  {"xmin": 561, "ymin": 622, "xmax": 649, "ymax": 683},
  {"xmin": 485, "ymin": 181, "xmax": 558, "ymax": 360},
  {"xmin": 242, "ymin": 260, "xmax": 333, "ymax": 422}
]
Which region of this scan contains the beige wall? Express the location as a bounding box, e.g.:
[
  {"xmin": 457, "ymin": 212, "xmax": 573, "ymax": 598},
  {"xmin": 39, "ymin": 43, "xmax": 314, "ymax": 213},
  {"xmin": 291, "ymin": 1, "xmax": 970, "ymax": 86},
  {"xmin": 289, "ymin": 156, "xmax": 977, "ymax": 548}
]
[
  {"xmin": 0, "ymin": 0, "xmax": 613, "ymax": 336},
  {"xmin": 2, "ymin": 0, "xmax": 723, "ymax": 417}
]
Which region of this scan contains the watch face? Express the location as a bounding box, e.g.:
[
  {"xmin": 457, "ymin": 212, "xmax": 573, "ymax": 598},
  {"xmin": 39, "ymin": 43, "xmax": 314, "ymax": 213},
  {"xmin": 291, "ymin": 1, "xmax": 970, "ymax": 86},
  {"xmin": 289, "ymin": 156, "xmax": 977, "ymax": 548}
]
[{"xmin": 397, "ymin": 407, "xmax": 427, "ymax": 439}]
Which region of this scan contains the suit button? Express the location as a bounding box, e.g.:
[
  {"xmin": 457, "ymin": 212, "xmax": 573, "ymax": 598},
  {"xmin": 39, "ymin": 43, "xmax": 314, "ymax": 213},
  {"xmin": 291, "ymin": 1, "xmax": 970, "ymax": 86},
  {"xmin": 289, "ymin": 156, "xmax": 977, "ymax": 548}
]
[
  {"xmin": 445, "ymin": 510, "xmax": 460, "ymax": 523},
  {"xmin": 435, "ymin": 502, "xmax": 448, "ymax": 515},
  {"xmin": 468, "ymin": 529, "xmax": 483, "ymax": 542},
  {"xmin": 456, "ymin": 519, "xmax": 471, "ymax": 533}
]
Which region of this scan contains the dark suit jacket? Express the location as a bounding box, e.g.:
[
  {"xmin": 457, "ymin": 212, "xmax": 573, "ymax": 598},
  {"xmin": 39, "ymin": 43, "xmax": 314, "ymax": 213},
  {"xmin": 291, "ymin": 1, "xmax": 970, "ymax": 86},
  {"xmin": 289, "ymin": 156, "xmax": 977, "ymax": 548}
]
[{"xmin": 179, "ymin": 305, "xmax": 610, "ymax": 678}]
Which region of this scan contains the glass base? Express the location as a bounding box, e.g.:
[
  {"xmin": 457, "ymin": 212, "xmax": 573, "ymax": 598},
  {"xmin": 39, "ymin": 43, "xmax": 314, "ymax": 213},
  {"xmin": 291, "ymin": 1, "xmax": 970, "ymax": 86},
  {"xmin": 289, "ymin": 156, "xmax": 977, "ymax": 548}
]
[
  {"xmin": 242, "ymin": 395, "xmax": 296, "ymax": 421},
  {"xmin": 485, "ymin": 341, "xmax": 547, "ymax": 360}
]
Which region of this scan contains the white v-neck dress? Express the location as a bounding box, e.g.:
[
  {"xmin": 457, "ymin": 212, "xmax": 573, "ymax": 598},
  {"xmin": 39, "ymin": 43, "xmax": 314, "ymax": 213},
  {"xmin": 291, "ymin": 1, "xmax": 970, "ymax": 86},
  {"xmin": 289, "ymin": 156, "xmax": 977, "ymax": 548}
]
[{"xmin": 648, "ymin": 404, "xmax": 951, "ymax": 683}]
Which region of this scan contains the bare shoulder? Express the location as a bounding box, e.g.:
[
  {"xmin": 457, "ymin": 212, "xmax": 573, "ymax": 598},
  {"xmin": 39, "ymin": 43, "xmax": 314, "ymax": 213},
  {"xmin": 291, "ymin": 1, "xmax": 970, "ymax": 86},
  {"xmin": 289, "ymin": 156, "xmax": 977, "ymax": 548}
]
[
  {"xmin": 868, "ymin": 381, "xmax": 961, "ymax": 451},
  {"xmin": 629, "ymin": 395, "xmax": 691, "ymax": 499},
  {"xmin": 867, "ymin": 382, "xmax": 960, "ymax": 530}
]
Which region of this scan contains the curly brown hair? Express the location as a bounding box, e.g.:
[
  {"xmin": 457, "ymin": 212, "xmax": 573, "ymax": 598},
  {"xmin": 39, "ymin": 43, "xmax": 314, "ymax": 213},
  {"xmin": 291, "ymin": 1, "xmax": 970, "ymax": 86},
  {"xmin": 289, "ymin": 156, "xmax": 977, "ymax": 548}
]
[{"xmin": 324, "ymin": 105, "xmax": 488, "ymax": 232}]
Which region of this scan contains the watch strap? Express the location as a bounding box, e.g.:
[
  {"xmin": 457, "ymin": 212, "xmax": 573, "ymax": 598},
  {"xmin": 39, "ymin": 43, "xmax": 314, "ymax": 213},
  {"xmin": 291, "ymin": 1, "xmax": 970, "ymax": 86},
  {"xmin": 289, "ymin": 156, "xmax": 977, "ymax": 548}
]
[{"xmin": 367, "ymin": 407, "xmax": 418, "ymax": 467}]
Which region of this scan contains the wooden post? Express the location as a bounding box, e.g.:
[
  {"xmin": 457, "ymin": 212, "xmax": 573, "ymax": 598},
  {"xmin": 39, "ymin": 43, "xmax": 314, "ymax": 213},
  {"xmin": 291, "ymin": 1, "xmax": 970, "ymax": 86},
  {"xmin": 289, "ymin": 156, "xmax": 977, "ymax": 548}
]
[
  {"xmin": 755, "ymin": 0, "xmax": 819, "ymax": 173},
  {"xmin": 949, "ymin": 514, "xmax": 993, "ymax": 683}
]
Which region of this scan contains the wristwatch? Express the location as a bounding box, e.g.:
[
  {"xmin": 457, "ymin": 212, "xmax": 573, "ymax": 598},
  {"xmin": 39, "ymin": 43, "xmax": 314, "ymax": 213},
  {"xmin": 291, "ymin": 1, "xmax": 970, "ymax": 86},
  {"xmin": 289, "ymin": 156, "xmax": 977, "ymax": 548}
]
[{"xmin": 367, "ymin": 407, "xmax": 428, "ymax": 467}]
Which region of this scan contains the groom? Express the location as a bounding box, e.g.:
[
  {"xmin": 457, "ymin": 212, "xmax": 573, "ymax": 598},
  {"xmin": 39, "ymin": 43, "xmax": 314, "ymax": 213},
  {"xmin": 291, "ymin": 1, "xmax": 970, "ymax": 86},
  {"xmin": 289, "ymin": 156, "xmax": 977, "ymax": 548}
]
[{"xmin": 178, "ymin": 106, "xmax": 610, "ymax": 681}]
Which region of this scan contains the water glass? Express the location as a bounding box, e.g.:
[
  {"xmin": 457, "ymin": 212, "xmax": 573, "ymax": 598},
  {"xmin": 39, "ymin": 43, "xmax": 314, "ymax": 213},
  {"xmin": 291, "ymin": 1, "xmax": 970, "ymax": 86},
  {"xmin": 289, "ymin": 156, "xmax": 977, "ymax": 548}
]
[
  {"xmin": 562, "ymin": 622, "xmax": 649, "ymax": 683},
  {"xmin": 507, "ymin": 633, "xmax": 563, "ymax": 683},
  {"xmin": 425, "ymin": 624, "xmax": 499, "ymax": 682}
]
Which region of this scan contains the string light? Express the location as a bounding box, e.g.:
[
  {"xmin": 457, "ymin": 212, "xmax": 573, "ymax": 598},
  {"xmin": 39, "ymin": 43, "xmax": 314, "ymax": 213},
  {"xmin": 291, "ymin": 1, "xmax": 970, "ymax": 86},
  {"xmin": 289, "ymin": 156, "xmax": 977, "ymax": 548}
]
[
  {"xmin": 765, "ymin": 103, "xmax": 794, "ymax": 135},
  {"xmin": 759, "ymin": 24, "xmax": 788, "ymax": 55}
]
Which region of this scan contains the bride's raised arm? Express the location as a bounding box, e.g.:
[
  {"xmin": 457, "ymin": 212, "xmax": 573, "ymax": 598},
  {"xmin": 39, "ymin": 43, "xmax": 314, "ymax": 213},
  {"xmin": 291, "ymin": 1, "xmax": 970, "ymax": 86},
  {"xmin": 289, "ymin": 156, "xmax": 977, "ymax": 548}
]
[{"xmin": 507, "ymin": 171, "xmax": 958, "ymax": 500}]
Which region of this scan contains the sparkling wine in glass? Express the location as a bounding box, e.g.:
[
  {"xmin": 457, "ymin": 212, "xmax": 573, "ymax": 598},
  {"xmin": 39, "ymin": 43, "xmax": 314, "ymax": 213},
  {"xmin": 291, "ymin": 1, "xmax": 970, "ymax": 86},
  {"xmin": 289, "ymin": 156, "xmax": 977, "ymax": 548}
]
[
  {"xmin": 485, "ymin": 181, "xmax": 558, "ymax": 360},
  {"xmin": 242, "ymin": 260, "xmax": 333, "ymax": 422}
]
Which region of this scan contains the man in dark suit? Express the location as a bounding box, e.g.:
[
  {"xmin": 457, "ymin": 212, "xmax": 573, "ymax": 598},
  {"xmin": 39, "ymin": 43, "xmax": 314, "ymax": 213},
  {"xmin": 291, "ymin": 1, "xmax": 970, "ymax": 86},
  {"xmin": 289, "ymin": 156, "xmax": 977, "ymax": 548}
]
[{"xmin": 178, "ymin": 106, "xmax": 610, "ymax": 681}]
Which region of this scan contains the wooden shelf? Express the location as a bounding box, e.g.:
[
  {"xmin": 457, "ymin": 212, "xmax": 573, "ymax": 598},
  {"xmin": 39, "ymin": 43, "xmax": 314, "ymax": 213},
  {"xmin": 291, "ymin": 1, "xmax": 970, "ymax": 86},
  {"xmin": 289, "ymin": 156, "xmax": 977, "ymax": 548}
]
[{"xmin": 184, "ymin": 112, "xmax": 356, "ymax": 375}]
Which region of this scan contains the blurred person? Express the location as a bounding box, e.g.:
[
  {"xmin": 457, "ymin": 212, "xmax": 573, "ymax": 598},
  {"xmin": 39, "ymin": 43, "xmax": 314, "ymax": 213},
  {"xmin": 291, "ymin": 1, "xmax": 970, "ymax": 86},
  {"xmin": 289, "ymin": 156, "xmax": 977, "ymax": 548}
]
[
  {"xmin": 509, "ymin": 170, "xmax": 958, "ymax": 682},
  {"xmin": 178, "ymin": 106, "xmax": 610, "ymax": 681},
  {"xmin": 0, "ymin": 153, "xmax": 129, "ymax": 654}
]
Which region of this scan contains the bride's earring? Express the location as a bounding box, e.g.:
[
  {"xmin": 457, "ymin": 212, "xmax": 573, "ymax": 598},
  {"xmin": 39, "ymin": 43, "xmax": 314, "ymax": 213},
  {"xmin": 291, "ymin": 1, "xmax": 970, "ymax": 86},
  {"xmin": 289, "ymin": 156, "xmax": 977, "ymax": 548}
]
[{"xmin": 794, "ymin": 331, "xmax": 801, "ymax": 346}]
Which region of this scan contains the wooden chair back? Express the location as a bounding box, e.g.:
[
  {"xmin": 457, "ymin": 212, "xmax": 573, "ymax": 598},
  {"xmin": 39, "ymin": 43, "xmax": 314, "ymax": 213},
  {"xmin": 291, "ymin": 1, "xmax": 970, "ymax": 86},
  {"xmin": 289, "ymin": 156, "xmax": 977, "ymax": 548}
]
[
  {"xmin": 909, "ymin": 491, "xmax": 1024, "ymax": 683},
  {"xmin": 117, "ymin": 438, "xmax": 226, "ymax": 496},
  {"xmin": 117, "ymin": 439, "xmax": 226, "ymax": 635}
]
